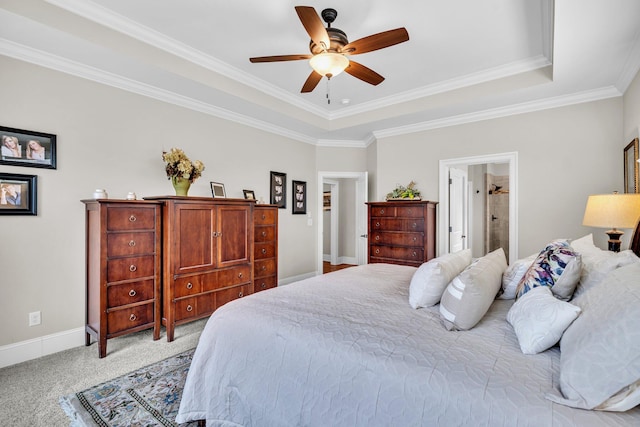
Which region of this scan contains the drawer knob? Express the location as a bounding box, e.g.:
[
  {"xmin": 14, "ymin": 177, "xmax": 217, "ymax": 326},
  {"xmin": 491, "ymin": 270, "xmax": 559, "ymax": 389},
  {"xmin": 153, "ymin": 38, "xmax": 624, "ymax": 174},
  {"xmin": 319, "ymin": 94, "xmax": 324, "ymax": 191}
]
[
  {"xmin": 261, "ymin": 214, "xmax": 266, "ymax": 220},
  {"xmin": 375, "ymin": 248, "xmax": 380, "ymax": 254},
  {"xmin": 128, "ymin": 240, "xmax": 136, "ymax": 247},
  {"xmin": 380, "ymin": 209, "xmax": 385, "ymax": 214},
  {"xmin": 413, "ymin": 237, "xmax": 417, "ymax": 241},
  {"xmin": 261, "ymin": 248, "xmax": 267, "ymax": 254},
  {"xmin": 375, "ymin": 235, "xmax": 380, "ymax": 241},
  {"xmin": 186, "ymin": 282, "xmax": 193, "ymax": 290},
  {"xmin": 129, "ymin": 313, "xmax": 137, "ymax": 321},
  {"xmin": 129, "ymin": 264, "xmax": 137, "ymax": 272},
  {"xmin": 238, "ymin": 272, "xmax": 243, "ymax": 278},
  {"xmin": 129, "ymin": 215, "xmax": 137, "ymax": 222},
  {"xmin": 261, "ymin": 265, "xmax": 266, "ymax": 271},
  {"xmin": 412, "ymin": 251, "xmax": 417, "ymax": 257},
  {"xmin": 262, "ymin": 231, "xmax": 267, "ymax": 237},
  {"xmin": 260, "ymin": 283, "xmax": 266, "ymax": 289},
  {"xmin": 238, "ymin": 291, "xmax": 244, "ymax": 298},
  {"xmin": 412, "ymin": 222, "xmax": 417, "ymax": 228},
  {"xmin": 129, "ymin": 289, "xmax": 136, "ymax": 297},
  {"xmin": 375, "ymin": 222, "xmax": 380, "ymax": 227},
  {"xmin": 186, "ymin": 305, "xmax": 193, "ymax": 312}
]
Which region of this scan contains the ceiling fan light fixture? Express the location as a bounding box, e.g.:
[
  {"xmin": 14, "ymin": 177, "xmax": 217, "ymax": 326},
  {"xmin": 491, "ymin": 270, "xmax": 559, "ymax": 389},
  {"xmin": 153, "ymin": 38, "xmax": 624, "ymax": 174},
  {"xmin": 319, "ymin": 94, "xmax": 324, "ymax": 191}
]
[{"xmin": 309, "ymin": 53, "xmax": 349, "ymax": 77}]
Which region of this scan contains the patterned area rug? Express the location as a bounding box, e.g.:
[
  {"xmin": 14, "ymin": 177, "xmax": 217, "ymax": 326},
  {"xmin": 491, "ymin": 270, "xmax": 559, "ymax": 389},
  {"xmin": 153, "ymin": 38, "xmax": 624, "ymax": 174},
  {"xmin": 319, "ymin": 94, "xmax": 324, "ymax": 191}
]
[{"xmin": 59, "ymin": 349, "xmax": 198, "ymax": 427}]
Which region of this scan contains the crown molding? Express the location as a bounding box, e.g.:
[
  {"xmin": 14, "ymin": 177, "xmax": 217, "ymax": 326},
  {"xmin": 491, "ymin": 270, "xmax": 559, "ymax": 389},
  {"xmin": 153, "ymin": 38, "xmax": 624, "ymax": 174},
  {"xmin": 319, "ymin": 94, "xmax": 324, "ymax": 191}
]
[{"xmin": 373, "ymin": 86, "xmax": 621, "ymax": 139}]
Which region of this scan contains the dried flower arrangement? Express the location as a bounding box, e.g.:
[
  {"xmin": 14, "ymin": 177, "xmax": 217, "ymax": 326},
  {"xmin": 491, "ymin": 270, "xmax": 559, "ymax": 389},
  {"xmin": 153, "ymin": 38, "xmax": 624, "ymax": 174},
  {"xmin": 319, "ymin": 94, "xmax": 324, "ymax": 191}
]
[{"xmin": 162, "ymin": 148, "xmax": 205, "ymax": 183}]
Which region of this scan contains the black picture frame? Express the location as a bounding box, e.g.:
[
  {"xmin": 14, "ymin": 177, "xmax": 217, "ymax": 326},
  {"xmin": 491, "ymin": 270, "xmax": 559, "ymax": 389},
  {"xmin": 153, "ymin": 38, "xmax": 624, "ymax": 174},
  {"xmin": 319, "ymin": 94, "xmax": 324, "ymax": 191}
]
[
  {"xmin": 0, "ymin": 172, "xmax": 37, "ymax": 215},
  {"xmin": 210, "ymin": 181, "xmax": 226, "ymax": 198},
  {"xmin": 270, "ymin": 171, "xmax": 286, "ymax": 208},
  {"xmin": 0, "ymin": 126, "xmax": 57, "ymax": 169},
  {"xmin": 243, "ymin": 189, "xmax": 255, "ymax": 200},
  {"xmin": 292, "ymin": 180, "xmax": 306, "ymax": 214}
]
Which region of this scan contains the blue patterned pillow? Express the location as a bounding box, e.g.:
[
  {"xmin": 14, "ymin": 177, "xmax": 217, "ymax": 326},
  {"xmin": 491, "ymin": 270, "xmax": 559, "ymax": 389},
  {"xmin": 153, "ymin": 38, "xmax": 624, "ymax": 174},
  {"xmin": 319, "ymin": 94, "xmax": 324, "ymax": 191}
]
[{"xmin": 515, "ymin": 240, "xmax": 582, "ymax": 301}]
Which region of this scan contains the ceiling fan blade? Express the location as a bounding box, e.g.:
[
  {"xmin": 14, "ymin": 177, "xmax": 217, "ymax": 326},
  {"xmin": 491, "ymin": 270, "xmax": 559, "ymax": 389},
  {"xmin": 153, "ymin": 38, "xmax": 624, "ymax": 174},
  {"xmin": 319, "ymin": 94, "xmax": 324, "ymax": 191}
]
[
  {"xmin": 295, "ymin": 6, "xmax": 330, "ymax": 51},
  {"xmin": 344, "ymin": 60, "xmax": 385, "ymax": 86},
  {"xmin": 250, "ymin": 54, "xmax": 312, "ymax": 63},
  {"xmin": 342, "ymin": 28, "xmax": 409, "ymax": 55},
  {"xmin": 301, "ymin": 71, "xmax": 323, "ymax": 93}
]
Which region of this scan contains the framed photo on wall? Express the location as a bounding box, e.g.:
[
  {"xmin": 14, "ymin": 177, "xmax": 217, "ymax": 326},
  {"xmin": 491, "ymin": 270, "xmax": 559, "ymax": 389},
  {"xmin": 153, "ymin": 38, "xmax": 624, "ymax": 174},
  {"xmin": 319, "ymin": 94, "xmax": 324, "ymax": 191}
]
[
  {"xmin": 292, "ymin": 180, "xmax": 306, "ymax": 214},
  {"xmin": 0, "ymin": 172, "xmax": 37, "ymax": 215},
  {"xmin": 0, "ymin": 126, "xmax": 57, "ymax": 169},
  {"xmin": 624, "ymin": 138, "xmax": 639, "ymax": 193},
  {"xmin": 270, "ymin": 171, "xmax": 286, "ymax": 208}
]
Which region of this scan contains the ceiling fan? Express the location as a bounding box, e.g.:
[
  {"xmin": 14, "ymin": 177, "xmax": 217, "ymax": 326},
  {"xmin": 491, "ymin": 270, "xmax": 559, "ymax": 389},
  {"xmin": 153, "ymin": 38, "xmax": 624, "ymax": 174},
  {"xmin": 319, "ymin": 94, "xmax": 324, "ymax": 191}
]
[{"xmin": 249, "ymin": 6, "xmax": 409, "ymax": 94}]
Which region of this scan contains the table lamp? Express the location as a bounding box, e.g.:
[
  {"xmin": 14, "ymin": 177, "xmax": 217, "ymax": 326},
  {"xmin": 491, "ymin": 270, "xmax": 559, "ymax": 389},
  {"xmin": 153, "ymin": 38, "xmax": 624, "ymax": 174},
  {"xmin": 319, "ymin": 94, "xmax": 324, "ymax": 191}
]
[{"xmin": 582, "ymin": 192, "xmax": 640, "ymax": 251}]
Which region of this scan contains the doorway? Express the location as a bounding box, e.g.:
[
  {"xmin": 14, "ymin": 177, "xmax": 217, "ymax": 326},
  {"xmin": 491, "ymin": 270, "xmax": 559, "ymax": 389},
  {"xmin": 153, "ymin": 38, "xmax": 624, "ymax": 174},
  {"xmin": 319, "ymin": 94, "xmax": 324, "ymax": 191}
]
[
  {"xmin": 439, "ymin": 152, "xmax": 518, "ymax": 263},
  {"xmin": 317, "ymin": 172, "xmax": 368, "ymax": 275}
]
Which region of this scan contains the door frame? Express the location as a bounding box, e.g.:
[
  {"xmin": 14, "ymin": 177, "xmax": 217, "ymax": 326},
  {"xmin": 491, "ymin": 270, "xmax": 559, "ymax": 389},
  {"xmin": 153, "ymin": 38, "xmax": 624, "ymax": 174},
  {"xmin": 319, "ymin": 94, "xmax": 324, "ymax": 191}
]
[
  {"xmin": 317, "ymin": 171, "xmax": 368, "ymax": 275},
  {"xmin": 438, "ymin": 152, "xmax": 518, "ymax": 262}
]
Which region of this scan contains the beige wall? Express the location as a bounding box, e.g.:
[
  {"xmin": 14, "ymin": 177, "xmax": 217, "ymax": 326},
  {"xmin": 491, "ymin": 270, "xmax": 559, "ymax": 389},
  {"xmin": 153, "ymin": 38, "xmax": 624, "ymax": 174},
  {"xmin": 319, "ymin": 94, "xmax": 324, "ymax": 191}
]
[
  {"xmin": 0, "ymin": 57, "xmax": 317, "ymax": 348},
  {"xmin": 624, "ymin": 70, "xmax": 640, "ymax": 143},
  {"xmin": 375, "ymin": 98, "xmax": 624, "ymax": 257}
]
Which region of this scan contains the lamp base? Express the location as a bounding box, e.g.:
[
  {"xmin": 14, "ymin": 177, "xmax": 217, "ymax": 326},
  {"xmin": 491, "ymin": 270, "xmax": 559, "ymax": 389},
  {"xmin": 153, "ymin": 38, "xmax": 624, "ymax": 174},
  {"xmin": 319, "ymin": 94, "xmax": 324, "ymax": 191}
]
[{"xmin": 606, "ymin": 229, "xmax": 624, "ymax": 252}]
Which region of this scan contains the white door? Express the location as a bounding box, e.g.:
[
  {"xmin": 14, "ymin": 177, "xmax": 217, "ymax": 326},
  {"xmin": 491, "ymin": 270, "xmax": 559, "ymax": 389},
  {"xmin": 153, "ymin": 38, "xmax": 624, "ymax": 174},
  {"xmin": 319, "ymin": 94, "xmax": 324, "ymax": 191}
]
[
  {"xmin": 355, "ymin": 172, "xmax": 368, "ymax": 265},
  {"xmin": 449, "ymin": 168, "xmax": 468, "ymax": 252}
]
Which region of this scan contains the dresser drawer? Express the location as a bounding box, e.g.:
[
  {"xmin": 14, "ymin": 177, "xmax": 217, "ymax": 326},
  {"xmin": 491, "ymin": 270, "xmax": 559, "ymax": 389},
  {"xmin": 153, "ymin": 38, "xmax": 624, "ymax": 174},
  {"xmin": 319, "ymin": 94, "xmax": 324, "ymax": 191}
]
[
  {"xmin": 369, "ymin": 231, "xmax": 424, "ymax": 247},
  {"xmin": 254, "ymin": 242, "xmax": 276, "ymax": 259},
  {"xmin": 174, "ymin": 294, "xmax": 215, "ymax": 321},
  {"xmin": 173, "ymin": 273, "xmax": 212, "ymax": 298},
  {"xmin": 254, "ymin": 276, "xmax": 276, "ymax": 293},
  {"xmin": 106, "ymin": 206, "xmax": 156, "ymax": 231},
  {"xmin": 107, "ymin": 302, "xmax": 154, "ymax": 335},
  {"xmin": 215, "ymin": 265, "xmax": 251, "ymax": 288},
  {"xmin": 254, "ymin": 209, "xmax": 276, "ymax": 225},
  {"xmin": 107, "ymin": 232, "xmax": 155, "ymax": 257},
  {"xmin": 395, "ymin": 205, "xmax": 425, "ymax": 218},
  {"xmin": 215, "ymin": 284, "xmax": 250, "ymax": 308},
  {"xmin": 369, "ymin": 257, "xmax": 422, "ymax": 268},
  {"xmin": 106, "ymin": 255, "xmax": 155, "ymax": 283},
  {"xmin": 370, "ymin": 206, "xmax": 396, "ymax": 217},
  {"xmin": 254, "ymin": 226, "xmax": 276, "ymax": 242},
  {"xmin": 107, "ymin": 279, "xmax": 154, "ymax": 308},
  {"xmin": 371, "ymin": 218, "xmax": 424, "ymax": 232},
  {"xmin": 254, "ymin": 259, "xmax": 276, "ymax": 278},
  {"xmin": 369, "ymin": 245, "xmax": 424, "ymax": 262}
]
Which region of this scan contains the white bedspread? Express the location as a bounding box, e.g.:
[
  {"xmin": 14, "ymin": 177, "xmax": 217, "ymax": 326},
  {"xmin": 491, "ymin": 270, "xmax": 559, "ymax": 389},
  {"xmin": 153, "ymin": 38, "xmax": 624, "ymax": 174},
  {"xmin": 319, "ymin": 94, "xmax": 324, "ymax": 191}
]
[{"xmin": 176, "ymin": 264, "xmax": 640, "ymax": 426}]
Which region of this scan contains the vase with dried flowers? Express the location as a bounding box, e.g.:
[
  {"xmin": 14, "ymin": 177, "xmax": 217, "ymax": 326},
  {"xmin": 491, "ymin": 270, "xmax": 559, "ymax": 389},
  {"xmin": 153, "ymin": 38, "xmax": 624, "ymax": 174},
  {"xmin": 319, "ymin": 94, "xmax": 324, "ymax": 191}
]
[{"xmin": 162, "ymin": 148, "xmax": 205, "ymax": 196}]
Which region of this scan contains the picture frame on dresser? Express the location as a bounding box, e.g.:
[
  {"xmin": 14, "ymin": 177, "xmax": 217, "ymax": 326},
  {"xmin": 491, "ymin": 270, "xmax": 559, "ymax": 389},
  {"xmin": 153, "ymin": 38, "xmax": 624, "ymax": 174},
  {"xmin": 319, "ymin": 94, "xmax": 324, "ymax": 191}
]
[
  {"xmin": 0, "ymin": 125, "xmax": 57, "ymax": 169},
  {"xmin": 243, "ymin": 189, "xmax": 255, "ymax": 200},
  {"xmin": 0, "ymin": 172, "xmax": 37, "ymax": 215},
  {"xmin": 624, "ymin": 138, "xmax": 639, "ymax": 193},
  {"xmin": 292, "ymin": 180, "xmax": 306, "ymax": 214},
  {"xmin": 270, "ymin": 171, "xmax": 286, "ymax": 208},
  {"xmin": 210, "ymin": 181, "xmax": 226, "ymax": 198}
]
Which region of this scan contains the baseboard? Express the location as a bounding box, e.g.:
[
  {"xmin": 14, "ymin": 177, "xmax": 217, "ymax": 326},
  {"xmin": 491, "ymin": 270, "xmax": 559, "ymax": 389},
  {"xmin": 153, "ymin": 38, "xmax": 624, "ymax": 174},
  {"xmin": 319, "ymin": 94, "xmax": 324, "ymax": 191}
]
[
  {"xmin": 0, "ymin": 326, "xmax": 85, "ymax": 368},
  {"xmin": 278, "ymin": 271, "xmax": 317, "ymax": 286},
  {"xmin": 322, "ymin": 256, "xmax": 357, "ymax": 265}
]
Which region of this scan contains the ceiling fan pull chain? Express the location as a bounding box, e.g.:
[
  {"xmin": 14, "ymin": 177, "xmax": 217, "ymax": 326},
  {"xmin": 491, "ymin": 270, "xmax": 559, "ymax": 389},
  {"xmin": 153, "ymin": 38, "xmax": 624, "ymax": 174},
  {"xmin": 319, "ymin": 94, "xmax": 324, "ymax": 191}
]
[{"xmin": 326, "ymin": 77, "xmax": 331, "ymax": 104}]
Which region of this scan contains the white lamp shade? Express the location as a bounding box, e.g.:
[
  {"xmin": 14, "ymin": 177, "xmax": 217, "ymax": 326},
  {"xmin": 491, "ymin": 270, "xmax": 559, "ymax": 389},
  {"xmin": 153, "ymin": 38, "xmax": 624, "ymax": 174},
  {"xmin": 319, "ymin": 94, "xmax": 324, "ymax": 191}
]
[
  {"xmin": 583, "ymin": 193, "xmax": 640, "ymax": 229},
  {"xmin": 309, "ymin": 53, "xmax": 349, "ymax": 77}
]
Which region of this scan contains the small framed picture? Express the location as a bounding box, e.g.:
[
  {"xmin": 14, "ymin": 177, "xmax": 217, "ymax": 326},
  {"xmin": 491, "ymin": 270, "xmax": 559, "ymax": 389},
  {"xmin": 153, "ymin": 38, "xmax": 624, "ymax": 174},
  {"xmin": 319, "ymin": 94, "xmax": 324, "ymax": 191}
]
[
  {"xmin": 210, "ymin": 182, "xmax": 226, "ymax": 198},
  {"xmin": 243, "ymin": 189, "xmax": 255, "ymax": 200},
  {"xmin": 1, "ymin": 126, "xmax": 57, "ymax": 169},
  {"xmin": 270, "ymin": 171, "xmax": 286, "ymax": 208},
  {"xmin": 292, "ymin": 180, "xmax": 306, "ymax": 215},
  {"xmin": 0, "ymin": 172, "xmax": 37, "ymax": 215}
]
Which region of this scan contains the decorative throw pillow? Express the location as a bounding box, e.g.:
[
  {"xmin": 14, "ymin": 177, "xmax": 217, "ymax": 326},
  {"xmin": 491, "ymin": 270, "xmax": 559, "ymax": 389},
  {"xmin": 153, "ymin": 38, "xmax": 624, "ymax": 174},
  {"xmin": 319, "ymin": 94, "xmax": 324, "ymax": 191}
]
[
  {"xmin": 439, "ymin": 248, "xmax": 507, "ymax": 331},
  {"xmin": 506, "ymin": 286, "xmax": 581, "ymax": 354},
  {"xmin": 546, "ymin": 262, "xmax": 640, "ymax": 411},
  {"xmin": 409, "ymin": 249, "xmax": 472, "ymax": 308},
  {"xmin": 498, "ymin": 253, "xmax": 537, "ymax": 299},
  {"xmin": 515, "ymin": 241, "xmax": 581, "ymax": 301}
]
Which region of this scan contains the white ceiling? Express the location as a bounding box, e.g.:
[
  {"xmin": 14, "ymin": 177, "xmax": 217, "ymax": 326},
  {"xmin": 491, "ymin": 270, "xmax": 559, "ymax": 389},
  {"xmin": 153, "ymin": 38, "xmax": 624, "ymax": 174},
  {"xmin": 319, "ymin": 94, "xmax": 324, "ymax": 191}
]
[{"xmin": 1, "ymin": 0, "xmax": 639, "ymax": 145}]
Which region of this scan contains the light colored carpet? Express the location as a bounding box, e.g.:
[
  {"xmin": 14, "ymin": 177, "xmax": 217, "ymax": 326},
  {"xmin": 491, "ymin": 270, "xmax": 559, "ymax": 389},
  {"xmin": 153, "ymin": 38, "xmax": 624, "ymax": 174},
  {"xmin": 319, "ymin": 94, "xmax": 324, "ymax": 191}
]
[{"xmin": 0, "ymin": 319, "xmax": 207, "ymax": 427}]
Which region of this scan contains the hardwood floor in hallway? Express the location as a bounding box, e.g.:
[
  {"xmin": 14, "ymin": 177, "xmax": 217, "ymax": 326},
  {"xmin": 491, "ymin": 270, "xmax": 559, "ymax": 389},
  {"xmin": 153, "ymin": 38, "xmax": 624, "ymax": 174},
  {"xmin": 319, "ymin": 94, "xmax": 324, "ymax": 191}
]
[{"xmin": 323, "ymin": 262, "xmax": 356, "ymax": 274}]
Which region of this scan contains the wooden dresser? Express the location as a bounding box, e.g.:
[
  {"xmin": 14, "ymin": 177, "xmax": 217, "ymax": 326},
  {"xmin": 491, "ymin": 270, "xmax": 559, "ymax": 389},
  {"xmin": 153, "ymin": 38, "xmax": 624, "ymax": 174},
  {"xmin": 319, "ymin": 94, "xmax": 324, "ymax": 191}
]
[
  {"xmin": 367, "ymin": 200, "xmax": 438, "ymax": 267},
  {"xmin": 145, "ymin": 196, "xmax": 253, "ymax": 342},
  {"xmin": 82, "ymin": 200, "xmax": 162, "ymax": 358},
  {"xmin": 253, "ymin": 204, "xmax": 278, "ymax": 293}
]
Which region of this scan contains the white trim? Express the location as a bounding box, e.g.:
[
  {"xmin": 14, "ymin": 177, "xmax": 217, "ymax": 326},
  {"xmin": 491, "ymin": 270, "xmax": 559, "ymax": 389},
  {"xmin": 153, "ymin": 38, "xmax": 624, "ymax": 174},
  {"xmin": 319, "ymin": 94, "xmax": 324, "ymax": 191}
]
[
  {"xmin": 0, "ymin": 327, "xmax": 85, "ymax": 368},
  {"xmin": 277, "ymin": 272, "xmax": 316, "ymax": 286},
  {"xmin": 439, "ymin": 152, "xmax": 518, "ymax": 263}
]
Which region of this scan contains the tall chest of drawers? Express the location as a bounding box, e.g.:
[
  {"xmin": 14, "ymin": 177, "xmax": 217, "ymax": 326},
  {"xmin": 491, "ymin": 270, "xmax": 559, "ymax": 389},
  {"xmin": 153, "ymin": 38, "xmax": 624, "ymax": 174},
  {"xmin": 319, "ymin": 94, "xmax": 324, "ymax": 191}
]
[
  {"xmin": 83, "ymin": 200, "xmax": 162, "ymax": 358},
  {"xmin": 253, "ymin": 204, "xmax": 278, "ymax": 293},
  {"xmin": 145, "ymin": 196, "xmax": 254, "ymax": 342},
  {"xmin": 367, "ymin": 200, "xmax": 438, "ymax": 267}
]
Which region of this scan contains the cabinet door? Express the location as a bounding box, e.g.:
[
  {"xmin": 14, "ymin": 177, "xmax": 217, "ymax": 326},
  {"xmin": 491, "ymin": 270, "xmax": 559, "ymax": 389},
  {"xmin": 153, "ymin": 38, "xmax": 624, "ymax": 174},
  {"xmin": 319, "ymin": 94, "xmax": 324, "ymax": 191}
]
[
  {"xmin": 217, "ymin": 205, "xmax": 251, "ymax": 268},
  {"xmin": 173, "ymin": 203, "xmax": 216, "ymax": 274}
]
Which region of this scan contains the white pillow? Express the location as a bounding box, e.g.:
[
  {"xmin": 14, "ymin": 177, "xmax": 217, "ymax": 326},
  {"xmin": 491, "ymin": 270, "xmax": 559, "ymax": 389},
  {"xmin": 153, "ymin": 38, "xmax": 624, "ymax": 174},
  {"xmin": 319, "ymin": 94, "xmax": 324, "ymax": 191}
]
[
  {"xmin": 439, "ymin": 248, "xmax": 507, "ymax": 331},
  {"xmin": 499, "ymin": 253, "xmax": 537, "ymax": 299},
  {"xmin": 409, "ymin": 249, "xmax": 471, "ymax": 308},
  {"xmin": 507, "ymin": 286, "xmax": 581, "ymax": 354},
  {"xmin": 546, "ymin": 262, "xmax": 640, "ymax": 411}
]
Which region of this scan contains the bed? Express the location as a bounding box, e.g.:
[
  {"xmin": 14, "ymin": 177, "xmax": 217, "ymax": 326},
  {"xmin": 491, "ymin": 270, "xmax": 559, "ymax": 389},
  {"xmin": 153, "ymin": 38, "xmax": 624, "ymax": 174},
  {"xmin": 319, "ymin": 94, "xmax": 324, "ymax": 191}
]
[{"xmin": 176, "ymin": 229, "xmax": 640, "ymax": 426}]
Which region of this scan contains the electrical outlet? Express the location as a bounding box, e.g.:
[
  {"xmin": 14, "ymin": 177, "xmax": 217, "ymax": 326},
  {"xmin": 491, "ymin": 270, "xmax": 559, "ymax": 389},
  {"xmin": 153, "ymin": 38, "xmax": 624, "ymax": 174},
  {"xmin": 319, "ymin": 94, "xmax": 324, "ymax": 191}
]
[{"xmin": 28, "ymin": 311, "xmax": 41, "ymax": 326}]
